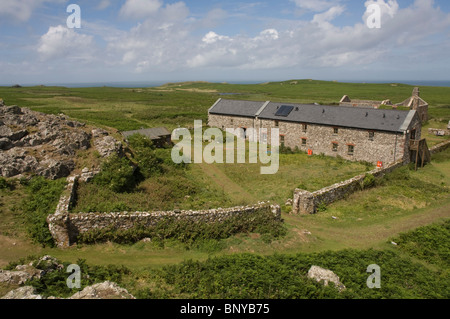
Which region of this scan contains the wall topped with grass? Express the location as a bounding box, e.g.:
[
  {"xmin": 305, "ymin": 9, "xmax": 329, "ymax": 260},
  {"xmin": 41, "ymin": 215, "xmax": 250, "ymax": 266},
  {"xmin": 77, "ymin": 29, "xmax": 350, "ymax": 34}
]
[{"xmin": 47, "ymin": 175, "xmax": 282, "ymax": 248}]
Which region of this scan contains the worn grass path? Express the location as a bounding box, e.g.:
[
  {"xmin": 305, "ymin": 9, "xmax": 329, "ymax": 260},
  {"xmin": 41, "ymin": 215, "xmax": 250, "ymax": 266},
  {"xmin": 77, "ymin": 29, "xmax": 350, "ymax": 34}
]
[{"xmin": 197, "ymin": 161, "xmax": 257, "ymax": 205}]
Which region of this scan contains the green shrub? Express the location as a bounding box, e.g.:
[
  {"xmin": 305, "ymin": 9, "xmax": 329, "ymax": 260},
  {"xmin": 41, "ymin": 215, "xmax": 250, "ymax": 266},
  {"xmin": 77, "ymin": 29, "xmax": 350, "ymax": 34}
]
[
  {"xmin": 0, "ymin": 177, "xmax": 9, "ymax": 189},
  {"xmin": 21, "ymin": 177, "xmax": 66, "ymax": 247},
  {"xmin": 27, "ymin": 257, "xmax": 131, "ymax": 298},
  {"xmin": 362, "ymin": 173, "xmax": 376, "ymax": 189},
  {"xmin": 93, "ymin": 154, "xmax": 137, "ymax": 193},
  {"xmin": 317, "ymin": 201, "xmax": 327, "ymax": 212}
]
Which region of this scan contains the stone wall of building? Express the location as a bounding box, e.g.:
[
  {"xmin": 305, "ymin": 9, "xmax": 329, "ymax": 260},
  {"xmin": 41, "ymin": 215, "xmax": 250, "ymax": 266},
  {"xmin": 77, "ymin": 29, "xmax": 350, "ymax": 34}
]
[
  {"xmin": 208, "ymin": 114, "xmax": 255, "ymax": 137},
  {"xmin": 259, "ymin": 119, "xmax": 406, "ymax": 165},
  {"xmin": 292, "ymin": 160, "xmax": 405, "ymax": 214},
  {"xmin": 47, "ymin": 176, "xmax": 281, "ymax": 248}
]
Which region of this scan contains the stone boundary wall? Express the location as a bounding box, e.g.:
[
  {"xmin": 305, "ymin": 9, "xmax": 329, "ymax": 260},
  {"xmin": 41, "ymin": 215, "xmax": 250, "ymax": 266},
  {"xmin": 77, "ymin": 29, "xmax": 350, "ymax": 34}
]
[
  {"xmin": 429, "ymin": 139, "xmax": 450, "ymax": 154},
  {"xmin": 47, "ymin": 177, "xmax": 281, "ymax": 248},
  {"xmin": 292, "ymin": 137, "xmax": 450, "ymax": 215},
  {"xmin": 292, "ymin": 160, "xmax": 405, "ymax": 215}
]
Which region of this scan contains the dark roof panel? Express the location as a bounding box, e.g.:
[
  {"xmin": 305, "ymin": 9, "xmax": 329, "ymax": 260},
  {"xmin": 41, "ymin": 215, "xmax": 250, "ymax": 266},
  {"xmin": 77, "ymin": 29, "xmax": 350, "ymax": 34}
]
[
  {"xmin": 209, "ymin": 99, "xmax": 266, "ymax": 118},
  {"xmin": 258, "ymin": 102, "xmax": 413, "ymax": 132}
]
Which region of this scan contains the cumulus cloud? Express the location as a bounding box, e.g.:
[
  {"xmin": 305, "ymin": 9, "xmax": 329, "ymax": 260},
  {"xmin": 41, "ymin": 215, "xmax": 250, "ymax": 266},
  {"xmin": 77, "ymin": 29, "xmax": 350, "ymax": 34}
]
[
  {"xmin": 119, "ymin": 0, "xmax": 163, "ymax": 20},
  {"xmin": 97, "ymin": 0, "xmax": 112, "ymax": 10},
  {"xmin": 29, "ymin": 0, "xmax": 450, "ymax": 78},
  {"xmin": 0, "ymin": 0, "xmax": 65, "ymax": 22},
  {"xmin": 291, "ymin": 0, "xmax": 342, "ymax": 12},
  {"xmin": 37, "ymin": 25, "xmax": 95, "ymax": 62}
]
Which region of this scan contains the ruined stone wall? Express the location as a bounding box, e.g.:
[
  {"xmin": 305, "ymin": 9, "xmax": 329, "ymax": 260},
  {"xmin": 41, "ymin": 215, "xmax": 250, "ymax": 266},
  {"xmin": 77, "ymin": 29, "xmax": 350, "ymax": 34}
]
[
  {"xmin": 259, "ymin": 119, "xmax": 405, "ymax": 165},
  {"xmin": 47, "ymin": 177, "xmax": 281, "ymax": 248},
  {"xmin": 429, "ymin": 139, "xmax": 450, "ymax": 154},
  {"xmin": 339, "ymin": 101, "xmax": 381, "ymax": 108},
  {"xmin": 292, "ymin": 160, "xmax": 405, "ymax": 214}
]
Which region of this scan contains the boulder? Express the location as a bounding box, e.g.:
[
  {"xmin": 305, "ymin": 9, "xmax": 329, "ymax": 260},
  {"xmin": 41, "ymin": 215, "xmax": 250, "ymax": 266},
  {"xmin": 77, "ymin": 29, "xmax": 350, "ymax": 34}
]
[
  {"xmin": 36, "ymin": 159, "xmax": 75, "ymax": 180},
  {"xmin": 307, "ymin": 265, "xmax": 346, "ymax": 292},
  {"xmin": 69, "ymin": 281, "xmax": 135, "ymax": 299},
  {"xmin": 0, "ymin": 270, "xmax": 35, "ymax": 285},
  {"xmin": 1, "ymin": 286, "xmax": 43, "ymax": 299},
  {"xmin": 0, "ymin": 137, "xmax": 12, "ymax": 150},
  {"xmin": 94, "ymin": 135, "xmax": 123, "ymax": 157},
  {"xmin": 34, "ymin": 255, "xmax": 63, "ymax": 273}
]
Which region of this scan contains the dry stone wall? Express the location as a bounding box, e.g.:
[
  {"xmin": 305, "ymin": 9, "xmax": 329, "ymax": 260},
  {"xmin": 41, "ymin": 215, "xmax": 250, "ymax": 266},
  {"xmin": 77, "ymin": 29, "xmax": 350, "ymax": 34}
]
[
  {"xmin": 292, "ymin": 160, "xmax": 405, "ymax": 214},
  {"xmin": 47, "ymin": 176, "xmax": 281, "ymax": 248},
  {"xmin": 429, "ymin": 139, "xmax": 450, "ymax": 154}
]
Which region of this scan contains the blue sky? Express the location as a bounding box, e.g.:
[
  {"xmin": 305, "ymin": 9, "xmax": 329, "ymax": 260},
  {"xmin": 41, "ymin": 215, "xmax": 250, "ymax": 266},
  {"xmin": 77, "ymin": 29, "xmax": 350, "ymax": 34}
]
[{"xmin": 1, "ymin": 0, "xmax": 450, "ymax": 85}]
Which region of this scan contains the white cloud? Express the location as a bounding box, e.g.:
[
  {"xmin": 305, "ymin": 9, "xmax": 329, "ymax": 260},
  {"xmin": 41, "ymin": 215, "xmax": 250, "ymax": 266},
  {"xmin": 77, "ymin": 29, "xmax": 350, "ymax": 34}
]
[
  {"xmin": 291, "ymin": 0, "xmax": 342, "ymax": 12},
  {"xmin": 0, "ymin": 0, "xmax": 66, "ymax": 22},
  {"xmin": 22, "ymin": 0, "xmax": 450, "ymax": 81},
  {"xmin": 312, "ymin": 5, "xmax": 345, "ymax": 24},
  {"xmin": 119, "ymin": 0, "xmax": 163, "ymax": 20},
  {"xmin": 37, "ymin": 25, "xmax": 95, "ymax": 62},
  {"xmin": 97, "ymin": 0, "xmax": 111, "ymax": 10},
  {"xmin": 202, "ymin": 31, "xmax": 230, "ymax": 44}
]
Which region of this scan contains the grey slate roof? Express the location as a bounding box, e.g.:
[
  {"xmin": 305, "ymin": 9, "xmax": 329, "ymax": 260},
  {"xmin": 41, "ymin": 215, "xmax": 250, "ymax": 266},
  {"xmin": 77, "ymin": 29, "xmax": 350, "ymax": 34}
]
[
  {"xmin": 209, "ymin": 99, "xmax": 417, "ymax": 133},
  {"xmin": 122, "ymin": 127, "xmax": 171, "ymax": 140},
  {"xmin": 208, "ymin": 98, "xmax": 266, "ymax": 118}
]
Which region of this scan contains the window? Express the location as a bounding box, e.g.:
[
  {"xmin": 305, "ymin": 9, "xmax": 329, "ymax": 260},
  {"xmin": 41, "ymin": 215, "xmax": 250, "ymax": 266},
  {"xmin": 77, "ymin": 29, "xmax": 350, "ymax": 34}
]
[
  {"xmin": 261, "ymin": 133, "xmax": 268, "ymax": 144},
  {"xmin": 302, "ymin": 124, "xmax": 308, "ymax": 132},
  {"xmin": 348, "ymin": 145, "xmax": 354, "ymax": 155},
  {"xmin": 332, "ymin": 142, "xmax": 338, "ymax": 152},
  {"xmin": 369, "ymin": 131, "xmax": 374, "ymax": 140},
  {"xmin": 280, "ymin": 135, "xmax": 285, "ymax": 146},
  {"xmin": 230, "ymin": 119, "xmax": 234, "ymax": 125},
  {"xmin": 333, "ymin": 127, "xmax": 339, "ymax": 134},
  {"xmin": 301, "ymin": 138, "xmax": 307, "ymax": 146},
  {"xmin": 275, "ymin": 120, "xmax": 279, "ymax": 127}
]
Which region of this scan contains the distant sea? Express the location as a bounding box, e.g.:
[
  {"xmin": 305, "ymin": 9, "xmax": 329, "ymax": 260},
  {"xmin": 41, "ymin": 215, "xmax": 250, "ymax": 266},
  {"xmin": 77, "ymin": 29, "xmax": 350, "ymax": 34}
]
[{"xmin": 2, "ymin": 80, "xmax": 450, "ymax": 88}]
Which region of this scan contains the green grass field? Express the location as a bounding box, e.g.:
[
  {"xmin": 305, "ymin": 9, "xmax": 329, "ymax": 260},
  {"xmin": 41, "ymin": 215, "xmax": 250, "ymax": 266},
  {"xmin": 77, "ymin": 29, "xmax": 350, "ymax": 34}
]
[{"xmin": 0, "ymin": 80, "xmax": 449, "ymax": 299}]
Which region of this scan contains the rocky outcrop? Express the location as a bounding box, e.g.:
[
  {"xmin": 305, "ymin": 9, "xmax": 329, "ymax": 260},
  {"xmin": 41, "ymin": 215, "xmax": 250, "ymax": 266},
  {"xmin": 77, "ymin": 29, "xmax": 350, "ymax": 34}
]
[
  {"xmin": 307, "ymin": 265, "xmax": 346, "ymax": 292},
  {"xmin": 0, "ymin": 270, "xmax": 39, "ymax": 285},
  {"xmin": 69, "ymin": 281, "xmax": 135, "ymax": 299},
  {"xmin": 1, "ymin": 286, "xmax": 43, "ymax": 299},
  {"xmin": 0, "ymin": 103, "xmax": 122, "ymax": 179},
  {"xmin": 1, "ymin": 281, "xmax": 134, "ymax": 300}
]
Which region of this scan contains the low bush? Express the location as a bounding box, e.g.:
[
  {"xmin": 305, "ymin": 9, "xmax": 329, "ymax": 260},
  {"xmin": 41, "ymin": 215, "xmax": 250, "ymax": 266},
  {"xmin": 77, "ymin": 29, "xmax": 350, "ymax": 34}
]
[
  {"xmin": 77, "ymin": 209, "xmax": 286, "ymax": 247},
  {"xmin": 93, "ymin": 154, "xmax": 137, "ymax": 193},
  {"xmin": 20, "ymin": 177, "xmax": 66, "ymax": 247}
]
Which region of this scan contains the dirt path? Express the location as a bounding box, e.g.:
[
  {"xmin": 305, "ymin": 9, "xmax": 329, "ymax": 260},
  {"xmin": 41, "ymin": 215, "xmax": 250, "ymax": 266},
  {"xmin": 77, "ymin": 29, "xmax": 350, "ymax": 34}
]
[{"xmin": 288, "ymin": 199, "xmax": 450, "ymax": 251}]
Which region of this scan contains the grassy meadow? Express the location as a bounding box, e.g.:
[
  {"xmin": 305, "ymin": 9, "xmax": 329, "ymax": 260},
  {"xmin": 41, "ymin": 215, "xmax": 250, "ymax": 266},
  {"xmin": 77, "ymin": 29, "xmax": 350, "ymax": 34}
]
[{"xmin": 0, "ymin": 80, "xmax": 449, "ymax": 299}]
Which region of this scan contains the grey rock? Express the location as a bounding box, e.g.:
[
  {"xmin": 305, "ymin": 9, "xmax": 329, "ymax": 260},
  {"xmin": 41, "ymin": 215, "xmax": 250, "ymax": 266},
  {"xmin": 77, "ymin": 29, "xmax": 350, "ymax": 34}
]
[
  {"xmin": 34, "ymin": 255, "xmax": 63, "ymax": 273},
  {"xmin": 69, "ymin": 281, "xmax": 135, "ymax": 299},
  {"xmin": 307, "ymin": 265, "xmax": 346, "ymax": 292},
  {"xmin": 94, "ymin": 135, "xmax": 123, "ymax": 157},
  {"xmin": 36, "ymin": 159, "xmax": 75, "ymax": 180},
  {"xmin": 92, "ymin": 128, "xmax": 109, "ymax": 138},
  {"xmin": 1, "ymin": 286, "xmax": 43, "ymax": 299},
  {"xmin": 0, "ymin": 138, "xmax": 12, "ymax": 150},
  {"xmin": 0, "ymin": 270, "xmax": 35, "ymax": 285}
]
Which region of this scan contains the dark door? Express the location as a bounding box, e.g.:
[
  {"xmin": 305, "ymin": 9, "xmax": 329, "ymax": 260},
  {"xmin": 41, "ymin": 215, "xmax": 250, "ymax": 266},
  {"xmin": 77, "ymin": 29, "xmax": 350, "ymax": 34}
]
[{"xmin": 410, "ymin": 129, "xmax": 416, "ymax": 140}]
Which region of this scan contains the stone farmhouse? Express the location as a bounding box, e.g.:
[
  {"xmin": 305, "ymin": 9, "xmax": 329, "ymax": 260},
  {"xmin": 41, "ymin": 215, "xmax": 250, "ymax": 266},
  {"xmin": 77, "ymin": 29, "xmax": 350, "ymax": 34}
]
[{"xmin": 208, "ymin": 98, "xmax": 429, "ymax": 166}]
